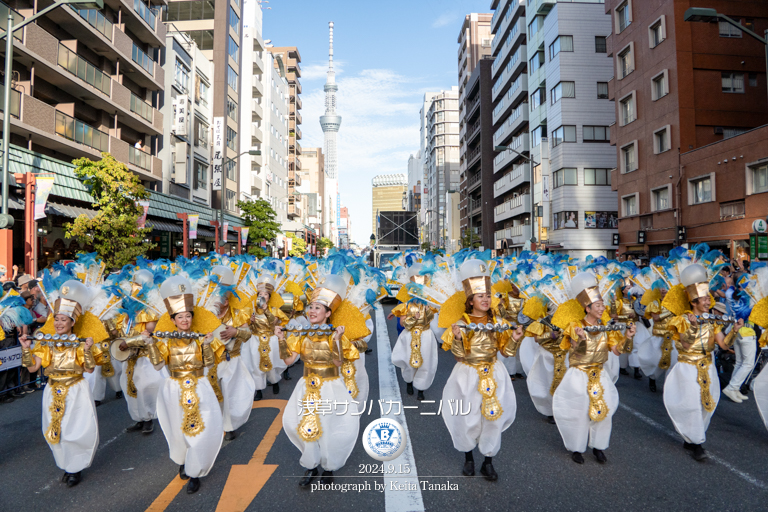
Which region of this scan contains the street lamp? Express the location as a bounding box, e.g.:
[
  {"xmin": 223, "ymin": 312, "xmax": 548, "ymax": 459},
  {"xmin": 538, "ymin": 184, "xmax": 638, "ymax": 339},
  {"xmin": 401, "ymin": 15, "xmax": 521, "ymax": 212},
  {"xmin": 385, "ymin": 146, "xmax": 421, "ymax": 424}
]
[
  {"xmin": 684, "ymin": 7, "xmax": 768, "ymax": 107},
  {"xmin": 494, "ymin": 144, "xmax": 539, "ymax": 246},
  {"xmin": 0, "ymin": 0, "xmax": 104, "ymax": 230},
  {"xmin": 219, "ymin": 148, "xmax": 261, "ymax": 246}
]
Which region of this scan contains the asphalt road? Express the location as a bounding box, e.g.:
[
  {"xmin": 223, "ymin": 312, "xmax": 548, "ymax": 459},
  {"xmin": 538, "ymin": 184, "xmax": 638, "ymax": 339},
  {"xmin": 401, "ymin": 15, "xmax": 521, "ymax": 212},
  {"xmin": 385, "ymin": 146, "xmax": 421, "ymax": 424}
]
[{"xmin": 3, "ymin": 303, "xmax": 768, "ymax": 511}]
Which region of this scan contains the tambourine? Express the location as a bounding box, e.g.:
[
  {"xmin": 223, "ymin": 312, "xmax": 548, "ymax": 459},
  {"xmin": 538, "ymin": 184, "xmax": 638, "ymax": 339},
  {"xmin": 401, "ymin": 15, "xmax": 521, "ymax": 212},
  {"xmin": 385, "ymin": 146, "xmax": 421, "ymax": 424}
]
[
  {"xmin": 582, "ymin": 323, "xmax": 631, "ymax": 333},
  {"xmin": 284, "ymin": 320, "xmax": 335, "ymax": 336},
  {"xmin": 460, "ymin": 322, "xmax": 516, "ymax": 333},
  {"xmin": 34, "ymin": 332, "xmax": 84, "ymax": 347},
  {"xmin": 697, "ymin": 313, "xmax": 736, "ymax": 325},
  {"xmin": 153, "ymin": 331, "xmax": 207, "ymax": 339}
]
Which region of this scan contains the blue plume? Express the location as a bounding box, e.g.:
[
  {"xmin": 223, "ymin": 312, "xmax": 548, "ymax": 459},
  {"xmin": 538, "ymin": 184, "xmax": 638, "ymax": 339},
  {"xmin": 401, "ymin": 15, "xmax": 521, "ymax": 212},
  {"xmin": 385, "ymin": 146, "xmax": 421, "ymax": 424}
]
[{"xmin": 365, "ymin": 288, "xmax": 379, "ymax": 310}]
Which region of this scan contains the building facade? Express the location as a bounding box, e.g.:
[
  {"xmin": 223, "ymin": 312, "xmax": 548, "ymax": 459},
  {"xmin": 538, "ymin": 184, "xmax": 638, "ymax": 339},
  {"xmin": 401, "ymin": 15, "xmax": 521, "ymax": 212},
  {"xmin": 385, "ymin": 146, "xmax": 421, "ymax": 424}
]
[
  {"xmin": 371, "ymin": 174, "xmax": 407, "ymax": 236},
  {"xmin": 606, "ymin": 0, "xmax": 768, "ymax": 259},
  {"xmin": 299, "ymin": 147, "xmax": 324, "ymax": 236}
]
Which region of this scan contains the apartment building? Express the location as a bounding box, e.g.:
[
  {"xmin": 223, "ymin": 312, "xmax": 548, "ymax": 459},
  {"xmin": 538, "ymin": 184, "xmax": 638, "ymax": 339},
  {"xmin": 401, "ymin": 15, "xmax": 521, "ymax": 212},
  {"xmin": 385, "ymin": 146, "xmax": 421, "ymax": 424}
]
[
  {"xmin": 298, "ymin": 146, "xmax": 324, "ymax": 235},
  {"xmin": 423, "ymin": 88, "xmax": 460, "ymax": 247},
  {"xmin": 489, "ymin": 0, "xmax": 530, "ymax": 254},
  {"xmin": 606, "ymin": 0, "xmax": 768, "ymax": 259},
  {"xmin": 164, "ymin": 0, "xmax": 243, "ymax": 217},
  {"xmin": 262, "ymin": 48, "xmax": 289, "ymax": 226},
  {"xmin": 239, "ymin": 0, "xmax": 265, "ymax": 203}
]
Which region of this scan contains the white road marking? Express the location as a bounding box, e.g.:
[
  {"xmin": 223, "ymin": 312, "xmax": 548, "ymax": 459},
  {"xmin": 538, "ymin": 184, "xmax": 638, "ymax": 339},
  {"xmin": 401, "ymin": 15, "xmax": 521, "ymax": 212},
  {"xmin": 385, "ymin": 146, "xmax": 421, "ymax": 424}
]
[
  {"xmin": 619, "ymin": 403, "xmax": 768, "ymax": 489},
  {"xmin": 375, "ymin": 308, "xmax": 425, "ymax": 512}
]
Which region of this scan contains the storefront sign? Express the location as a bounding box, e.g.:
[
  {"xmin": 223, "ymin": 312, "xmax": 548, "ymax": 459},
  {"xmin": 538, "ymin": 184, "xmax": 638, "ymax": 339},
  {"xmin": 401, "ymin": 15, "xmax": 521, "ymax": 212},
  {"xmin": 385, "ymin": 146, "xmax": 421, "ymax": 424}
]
[
  {"xmin": 212, "ymin": 117, "xmax": 224, "ymax": 191},
  {"xmin": 175, "ymin": 96, "xmax": 188, "ymax": 136},
  {"xmin": 750, "ymin": 234, "xmax": 768, "ymax": 259},
  {"xmin": 753, "ymin": 219, "xmax": 767, "ymax": 233}
]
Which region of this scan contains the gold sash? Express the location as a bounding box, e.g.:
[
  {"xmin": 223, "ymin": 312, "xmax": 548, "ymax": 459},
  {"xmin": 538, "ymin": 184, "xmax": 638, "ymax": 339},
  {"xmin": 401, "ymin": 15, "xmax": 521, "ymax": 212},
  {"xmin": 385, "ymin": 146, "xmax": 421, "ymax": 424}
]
[
  {"xmin": 550, "ymin": 351, "xmax": 567, "ymax": 395},
  {"xmin": 298, "ymin": 373, "xmax": 324, "ymax": 442},
  {"xmin": 580, "ymin": 365, "xmax": 609, "ymax": 422},
  {"xmin": 258, "ymin": 334, "xmax": 273, "ymax": 373},
  {"xmin": 341, "ymin": 361, "xmax": 358, "ymax": 399},
  {"xmin": 410, "ymin": 328, "xmax": 423, "ymax": 369},
  {"xmin": 45, "ymin": 374, "xmax": 83, "ymax": 444},
  {"xmin": 471, "ymin": 361, "xmax": 503, "ymax": 421},
  {"xmin": 176, "ymin": 374, "xmax": 205, "ymax": 437}
]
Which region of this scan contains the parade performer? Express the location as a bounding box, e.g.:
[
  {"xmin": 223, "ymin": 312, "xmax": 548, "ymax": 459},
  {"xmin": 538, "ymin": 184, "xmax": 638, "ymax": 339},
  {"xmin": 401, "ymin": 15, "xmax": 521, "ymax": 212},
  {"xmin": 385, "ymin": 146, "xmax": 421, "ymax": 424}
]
[
  {"xmin": 113, "ymin": 268, "xmax": 169, "ymax": 434},
  {"xmin": 277, "ymin": 257, "xmax": 311, "ymax": 381},
  {"xmin": 20, "ymin": 278, "xmax": 108, "ymax": 487},
  {"xmin": 391, "ymin": 261, "xmax": 440, "ymax": 400},
  {"xmin": 147, "ymin": 275, "xmax": 225, "ymax": 493},
  {"xmin": 206, "ymin": 264, "xmax": 256, "ymax": 440},
  {"xmin": 663, "ymin": 261, "xmax": 740, "ymax": 461},
  {"xmin": 610, "ymin": 280, "xmax": 643, "ymax": 380},
  {"xmin": 741, "ymin": 264, "xmax": 768, "ymax": 430},
  {"xmin": 552, "ymin": 271, "xmax": 636, "ymax": 464},
  {"xmin": 248, "ymin": 264, "xmax": 289, "ymax": 400},
  {"xmin": 281, "ymin": 267, "xmax": 371, "ymax": 487},
  {"xmin": 414, "ymin": 254, "xmax": 523, "ymax": 481}
]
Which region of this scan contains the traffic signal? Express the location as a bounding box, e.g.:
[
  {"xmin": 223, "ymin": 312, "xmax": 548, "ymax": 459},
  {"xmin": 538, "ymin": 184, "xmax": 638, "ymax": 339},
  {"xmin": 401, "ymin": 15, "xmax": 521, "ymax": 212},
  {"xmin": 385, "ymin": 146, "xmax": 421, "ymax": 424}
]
[
  {"xmin": 678, "ymin": 226, "xmax": 686, "ymax": 241},
  {"xmin": 612, "ymin": 233, "xmax": 620, "ymax": 246},
  {"xmin": 638, "ymin": 231, "xmax": 646, "ymax": 244}
]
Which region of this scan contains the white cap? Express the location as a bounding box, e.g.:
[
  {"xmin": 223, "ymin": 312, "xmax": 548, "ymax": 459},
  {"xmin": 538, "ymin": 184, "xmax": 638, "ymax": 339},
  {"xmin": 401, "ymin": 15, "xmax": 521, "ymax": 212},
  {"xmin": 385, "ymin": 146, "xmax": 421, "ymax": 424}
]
[
  {"xmin": 407, "ymin": 263, "xmax": 423, "ymax": 278},
  {"xmin": 54, "ymin": 280, "xmax": 91, "ymax": 321},
  {"xmin": 571, "ymin": 272, "xmax": 601, "ymax": 308},
  {"xmin": 459, "ymin": 259, "xmax": 489, "ymax": 282},
  {"xmin": 211, "ymin": 265, "xmax": 235, "ymax": 286},
  {"xmin": 133, "ymin": 269, "xmax": 154, "ymax": 286},
  {"xmin": 680, "ymin": 264, "xmax": 707, "ymax": 287}
]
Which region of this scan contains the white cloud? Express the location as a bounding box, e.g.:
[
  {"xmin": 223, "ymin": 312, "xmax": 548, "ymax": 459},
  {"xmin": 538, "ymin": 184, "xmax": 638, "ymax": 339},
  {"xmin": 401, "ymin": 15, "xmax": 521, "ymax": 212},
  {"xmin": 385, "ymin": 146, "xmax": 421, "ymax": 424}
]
[
  {"xmin": 301, "ymin": 69, "xmax": 425, "ymax": 244},
  {"xmin": 300, "ymin": 60, "xmax": 346, "ymax": 81},
  {"xmin": 432, "ymin": 12, "xmax": 460, "ymax": 28}
]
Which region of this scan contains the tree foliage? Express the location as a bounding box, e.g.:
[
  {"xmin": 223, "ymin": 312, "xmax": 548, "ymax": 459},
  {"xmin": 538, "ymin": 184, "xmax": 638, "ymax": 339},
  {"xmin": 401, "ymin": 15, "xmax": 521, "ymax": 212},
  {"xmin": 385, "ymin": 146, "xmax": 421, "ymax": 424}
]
[
  {"xmin": 237, "ymin": 198, "xmax": 282, "ymax": 258},
  {"xmin": 316, "ymin": 236, "xmax": 334, "ymax": 256},
  {"xmin": 287, "ymin": 233, "xmax": 307, "ymax": 257},
  {"xmin": 65, "ymin": 153, "xmax": 154, "ymax": 269},
  {"xmin": 459, "ymin": 229, "xmax": 481, "ymax": 250}
]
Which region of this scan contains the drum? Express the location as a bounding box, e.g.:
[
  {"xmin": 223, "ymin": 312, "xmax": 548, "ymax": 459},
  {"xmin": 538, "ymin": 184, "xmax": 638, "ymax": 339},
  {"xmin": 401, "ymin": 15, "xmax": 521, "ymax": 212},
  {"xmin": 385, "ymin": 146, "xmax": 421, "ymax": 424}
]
[{"xmin": 110, "ymin": 340, "xmax": 133, "ymax": 362}]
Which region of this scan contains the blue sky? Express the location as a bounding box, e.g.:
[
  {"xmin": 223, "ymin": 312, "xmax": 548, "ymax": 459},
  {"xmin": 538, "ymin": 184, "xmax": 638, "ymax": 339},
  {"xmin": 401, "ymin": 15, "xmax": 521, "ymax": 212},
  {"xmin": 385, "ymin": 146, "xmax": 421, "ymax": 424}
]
[{"xmin": 263, "ymin": 0, "xmax": 491, "ymax": 245}]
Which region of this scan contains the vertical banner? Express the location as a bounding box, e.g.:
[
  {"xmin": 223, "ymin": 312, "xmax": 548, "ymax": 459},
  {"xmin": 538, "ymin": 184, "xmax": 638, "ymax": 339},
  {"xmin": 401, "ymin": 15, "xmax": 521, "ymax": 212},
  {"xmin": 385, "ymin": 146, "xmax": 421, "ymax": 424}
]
[
  {"xmin": 137, "ymin": 200, "xmax": 150, "ymax": 228},
  {"xmin": 188, "ymin": 214, "xmax": 199, "ymax": 240},
  {"xmin": 222, "ymin": 221, "xmax": 229, "ymax": 243},
  {"xmin": 212, "ymin": 117, "xmax": 225, "ymax": 191},
  {"xmin": 175, "ymin": 96, "xmax": 188, "ymax": 136},
  {"xmin": 241, "ymin": 227, "xmax": 249, "ymax": 246},
  {"xmin": 34, "ymin": 176, "xmax": 55, "ymax": 220}
]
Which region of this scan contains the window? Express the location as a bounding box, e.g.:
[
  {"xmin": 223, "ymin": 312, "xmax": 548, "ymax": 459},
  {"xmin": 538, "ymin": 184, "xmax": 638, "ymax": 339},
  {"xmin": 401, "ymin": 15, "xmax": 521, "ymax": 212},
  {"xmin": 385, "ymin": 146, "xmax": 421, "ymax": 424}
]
[
  {"xmin": 224, "ymin": 97, "xmax": 237, "ymax": 122},
  {"xmin": 724, "ymin": 127, "xmax": 748, "ymax": 139},
  {"xmin": 229, "ymin": 6, "xmax": 240, "ymax": 36},
  {"xmin": 528, "ymin": 15, "xmax": 544, "ymax": 39},
  {"xmin": 652, "ymin": 187, "xmax": 669, "ymax": 211},
  {"xmin": 649, "ymin": 17, "xmax": 665, "ymax": 47},
  {"xmin": 584, "ymin": 126, "xmax": 610, "ymax": 142},
  {"xmin": 616, "ymin": 1, "xmax": 632, "ymax": 33},
  {"xmin": 553, "ymin": 211, "xmax": 579, "ymax": 230},
  {"xmin": 195, "ymin": 75, "xmax": 208, "ymax": 106},
  {"xmin": 227, "ymin": 35, "xmax": 239, "ymax": 65},
  {"xmin": 750, "ymin": 73, "xmax": 758, "ymax": 87},
  {"xmin": 186, "ymin": 29, "xmax": 214, "ymax": 50},
  {"xmin": 226, "ymin": 189, "xmax": 236, "ymax": 211},
  {"xmin": 622, "ymin": 195, "xmax": 637, "ymax": 216},
  {"xmin": 620, "ymin": 92, "xmax": 635, "ymax": 125},
  {"xmin": 194, "ymin": 117, "xmax": 208, "ymax": 147},
  {"xmin": 551, "ymin": 126, "xmax": 576, "ymax": 147},
  {"xmin": 751, "ymin": 164, "xmax": 768, "ymax": 194},
  {"xmin": 595, "ymin": 36, "xmax": 607, "ymax": 53},
  {"xmin": 553, "ymin": 168, "xmax": 577, "ymax": 188},
  {"xmin": 551, "ymin": 81, "xmax": 575, "ymax": 104},
  {"xmin": 550, "ymin": 35, "xmax": 573, "ymax": 60},
  {"xmin": 530, "ymin": 87, "xmax": 545, "ymax": 111},
  {"xmin": 722, "ymin": 72, "xmax": 745, "ymax": 93},
  {"xmin": 584, "ymin": 168, "xmax": 611, "ymax": 185},
  {"xmin": 226, "ymin": 159, "xmax": 236, "ymax": 180},
  {"xmin": 719, "ymin": 20, "xmax": 742, "ymax": 38},
  {"xmin": 226, "ymin": 127, "xmax": 237, "ymax": 150},
  {"xmin": 618, "ymin": 44, "xmax": 634, "ymax": 79},
  {"xmin": 621, "ymin": 141, "xmax": 637, "ymax": 173},
  {"xmin": 597, "ymin": 82, "xmax": 609, "ymax": 99},
  {"xmin": 531, "ymin": 125, "xmax": 545, "ymax": 148},
  {"xmin": 690, "ymin": 176, "xmax": 712, "ymax": 204},
  {"xmin": 529, "ymin": 51, "xmax": 544, "ymax": 74},
  {"xmin": 652, "ymin": 71, "xmax": 668, "ymax": 100},
  {"xmin": 720, "ymin": 201, "xmax": 745, "ymax": 220},
  {"xmin": 227, "ymin": 65, "xmax": 238, "ymax": 92},
  {"xmin": 164, "ymin": 1, "xmax": 216, "ymax": 21},
  {"xmin": 193, "ymin": 160, "xmax": 207, "ymax": 190},
  {"xmin": 174, "ymin": 59, "xmax": 189, "ymax": 92},
  {"xmin": 654, "ymin": 126, "xmax": 670, "ymax": 154},
  {"xmin": 585, "ymin": 211, "xmax": 618, "ymax": 229}
]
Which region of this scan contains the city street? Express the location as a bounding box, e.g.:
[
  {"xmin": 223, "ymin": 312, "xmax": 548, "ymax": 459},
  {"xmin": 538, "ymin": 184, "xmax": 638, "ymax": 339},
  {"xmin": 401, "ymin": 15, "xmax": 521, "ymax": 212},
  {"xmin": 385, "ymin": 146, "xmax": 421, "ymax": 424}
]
[{"xmin": 3, "ymin": 303, "xmax": 768, "ymax": 511}]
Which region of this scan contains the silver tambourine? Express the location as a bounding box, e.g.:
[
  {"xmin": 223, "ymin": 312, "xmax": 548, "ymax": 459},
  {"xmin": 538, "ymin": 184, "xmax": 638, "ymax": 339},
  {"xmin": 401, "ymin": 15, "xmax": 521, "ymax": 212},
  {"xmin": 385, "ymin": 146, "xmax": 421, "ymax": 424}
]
[
  {"xmin": 34, "ymin": 332, "xmax": 83, "ymax": 347},
  {"xmin": 283, "ymin": 320, "xmax": 335, "ymax": 336},
  {"xmin": 698, "ymin": 313, "xmax": 736, "ymax": 325},
  {"xmin": 460, "ymin": 322, "xmax": 515, "ymax": 333},
  {"xmin": 582, "ymin": 323, "xmax": 630, "ymax": 334},
  {"xmin": 153, "ymin": 331, "xmax": 207, "ymax": 339}
]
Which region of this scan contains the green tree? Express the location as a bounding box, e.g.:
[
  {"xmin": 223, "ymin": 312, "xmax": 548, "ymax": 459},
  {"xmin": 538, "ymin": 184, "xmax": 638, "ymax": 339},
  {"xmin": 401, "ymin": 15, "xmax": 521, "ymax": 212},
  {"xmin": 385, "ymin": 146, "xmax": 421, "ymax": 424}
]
[
  {"xmin": 287, "ymin": 232, "xmax": 307, "ymax": 256},
  {"xmin": 460, "ymin": 229, "xmax": 481, "ymax": 250},
  {"xmin": 237, "ymin": 198, "xmax": 282, "ymax": 258},
  {"xmin": 420, "ymin": 241, "xmax": 431, "ymax": 251},
  {"xmin": 65, "ymin": 153, "xmax": 154, "ymax": 269},
  {"xmin": 317, "ymin": 236, "xmax": 334, "ymax": 256}
]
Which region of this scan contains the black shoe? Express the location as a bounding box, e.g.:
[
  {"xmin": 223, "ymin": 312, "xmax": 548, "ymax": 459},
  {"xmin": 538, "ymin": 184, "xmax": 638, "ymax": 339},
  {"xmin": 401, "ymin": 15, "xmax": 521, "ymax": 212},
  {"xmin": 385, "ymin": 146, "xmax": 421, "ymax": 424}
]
[
  {"xmin": 593, "ymin": 448, "xmax": 607, "ymax": 464},
  {"xmin": 692, "ymin": 444, "xmax": 708, "ymax": 462},
  {"xmin": 0, "ymin": 395, "xmax": 14, "ymax": 403},
  {"xmin": 462, "ymin": 460, "xmax": 475, "ymax": 476},
  {"xmin": 61, "ymin": 472, "xmax": 70, "ymax": 483},
  {"xmin": 94, "ymin": 400, "xmax": 102, "ymax": 407},
  {"xmin": 283, "ymin": 369, "xmax": 292, "ymax": 381},
  {"xmin": 480, "ymin": 461, "xmax": 498, "ymax": 481},
  {"xmin": 683, "ymin": 442, "xmax": 695, "ymax": 452},
  {"xmin": 179, "ymin": 465, "xmax": 189, "ymax": 480},
  {"xmin": 546, "ymin": 416, "xmax": 556, "ymax": 425},
  {"xmin": 299, "ymin": 467, "xmax": 318, "ymax": 487},
  {"xmin": 619, "ymin": 368, "xmax": 629, "ymax": 376},
  {"xmin": 634, "ymin": 368, "xmax": 643, "ymax": 380},
  {"xmin": 571, "ymin": 452, "xmax": 584, "ymax": 464},
  {"xmin": 514, "ymin": 373, "xmax": 525, "ymax": 380},
  {"xmin": 126, "ymin": 421, "xmax": 144, "ymax": 433},
  {"xmin": 406, "ymin": 382, "xmax": 414, "ymax": 395},
  {"xmin": 66, "ymin": 472, "xmax": 81, "ymax": 487},
  {"xmin": 320, "ymin": 470, "xmax": 334, "ymax": 484},
  {"xmin": 365, "ymin": 348, "xmax": 373, "ymax": 354},
  {"xmin": 225, "ymin": 431, "xmax": 237, "ymax": 441},
  {"xmin": 142, "ymin": 419, "xmax": 154, "ymax": 434},
  {"xmin": 272, "ymin": 383, "xmax": 280, "ymax": 394},
  {"xmin": 115, "ymin": 391, "xmax": 124, "ymax": 399},
  {"xmin": 417, "ymin": 390, "xmax": 425, "ymax": 401},
  {"xmin": 649, "ymin": 379, "xmax": 657, "ymax": 393},
  {"xmin": 186, "ymin": 477, "xmax": 200, "ymax": 494},
  {"xmin": 254, "ymin": 389, "xmax": 263, "ymax": 401},
  {"xmin": 12, "ymin": 390, "xmax": 25, "ymax": 398}
]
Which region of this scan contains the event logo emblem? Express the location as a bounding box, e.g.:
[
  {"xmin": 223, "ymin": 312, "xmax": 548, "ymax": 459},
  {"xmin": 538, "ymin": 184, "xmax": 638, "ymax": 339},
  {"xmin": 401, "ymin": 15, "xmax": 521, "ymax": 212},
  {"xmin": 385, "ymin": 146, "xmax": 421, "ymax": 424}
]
[{"xmin": 363, "ymin": 418, "xmax": 406, "ymax": 461}]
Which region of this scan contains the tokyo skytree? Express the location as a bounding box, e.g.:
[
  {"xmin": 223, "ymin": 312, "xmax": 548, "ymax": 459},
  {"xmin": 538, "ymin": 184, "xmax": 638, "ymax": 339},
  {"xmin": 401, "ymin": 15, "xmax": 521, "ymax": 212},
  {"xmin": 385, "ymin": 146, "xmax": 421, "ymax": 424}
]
[{"xmin": 320, "ymin": 21, "xmax": 341, "ymax": 241}]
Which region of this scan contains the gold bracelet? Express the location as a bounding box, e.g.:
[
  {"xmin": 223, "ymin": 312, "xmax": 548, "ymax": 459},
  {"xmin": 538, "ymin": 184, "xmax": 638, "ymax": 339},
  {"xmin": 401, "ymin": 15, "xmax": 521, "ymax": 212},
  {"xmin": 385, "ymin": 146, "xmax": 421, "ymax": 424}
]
[{"xmin": 21, "ymin": 348, "xmax": 34, "ymax": 367}]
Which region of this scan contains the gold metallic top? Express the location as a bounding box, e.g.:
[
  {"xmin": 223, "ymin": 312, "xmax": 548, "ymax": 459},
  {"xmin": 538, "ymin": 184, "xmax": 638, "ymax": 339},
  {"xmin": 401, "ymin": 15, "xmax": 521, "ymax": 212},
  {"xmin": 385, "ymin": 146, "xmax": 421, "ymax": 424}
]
[
  {"xmin": 287, "ymin": 332, "xmax": 359, "ymax": 379},
  {"xmin": 562, "ymin": 320, "xmax": 624, "ymax": 368},
  {"xmin": 148, "ymin": 337, "xmax": 222, "ymax": 377},
  {"xmin": 400, "ymin": 302, "xmax": 435, "ymax": 331},
  {"xmin": 32, "ymin": 342, "xmax": 95, "ymax": 386},
  {"xmin": 446, "ymin": 313, "xmax": 513, "ymax": 364},
  {"xmin": 668, "ymin": 314, "xmax": 736, "ymax": 363},
  {"xmin": 249, "ymin": 306, "xmax": 288, "ymax": 337},
  {"xmin": 652, "ymin": 306, "xmax": 674, "ymax": 337},
  {"xmin": 526, "ymin": 321, "xmax": 563, "ymax": 353}
]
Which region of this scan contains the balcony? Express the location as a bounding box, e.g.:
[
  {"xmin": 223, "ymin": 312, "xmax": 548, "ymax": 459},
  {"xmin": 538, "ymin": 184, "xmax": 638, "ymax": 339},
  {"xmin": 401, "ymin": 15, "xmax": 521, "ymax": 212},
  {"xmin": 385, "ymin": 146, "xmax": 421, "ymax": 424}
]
[
  {"xmin": 467, "ymin": 120, "xmax": 482, "ymax": 144},
  {"xmin": 493, "ymin": 132, "xmax": 529, "ymax": 173},
  {"xmin": 533, "ymin": 0, "xmax": 556, "ymax": 15},
  {"xmin": 57, "ymin": 44, "xmax": 111, "ymax": 97},
  {"xmin": 112, "ymin": 29, "xmax": 163, "ymax": 90},
  {"xmin": 493, "ymin": 104, "xmax": 528, "ymax": 148},
  {"xmin": 466, "ymin": 144, "xmax": 482, "ymax": 168},
  {"xmin": 103, "ymin": 0, "xmax": 166, "ymax": 46},
  {"xmin": 55, "ymin": 110, "xmax": 109, "ymax": 153},
  {"xmin": 495, "ymin": 225, "xmax": 531, "ymax": 246},
  {"xmin": 288, "ymin": 204, "xmax": 301, "ymax": 219},
  {"xmin": 492, "ymin": 45, "xmax": 526, "ymax": 103},
  {"xmin": 252, "ymin": 99, "xmax": 263, "ymax": 120},
  {"xmin": 295, "ymin": 126, "xmax": 302, "ymax": 140},
  {"xmin": 289, "ymin": 170, "xmax": 302, "ymax": 187},
  {"xmin": 492, "ymin": 17, "xmax": 526, "ymax": 81},
  {"xmin": 491, "ymin": 0, "xmax": 511, "ymax": 49},
  {"xmin": 494, "ymin": 163, "xmax": 530, "ymax": 197},
  {"xmin": 0, "ymin": 85, "xmax": 21, "ymax": 118},
  {"xmin": 469, "ymin": 197, "xmax": 482, "ymax": 214},
  {"xmin": 290, "ymin": 158, "xmax": 302, "ymax": 171},
  {"xmin": 494, "ymin": 193, "xmax": 531, "ymax": 223},
  {"xmin": 467, "ymin": 170, "xmax": 482, "ymax": 193}
]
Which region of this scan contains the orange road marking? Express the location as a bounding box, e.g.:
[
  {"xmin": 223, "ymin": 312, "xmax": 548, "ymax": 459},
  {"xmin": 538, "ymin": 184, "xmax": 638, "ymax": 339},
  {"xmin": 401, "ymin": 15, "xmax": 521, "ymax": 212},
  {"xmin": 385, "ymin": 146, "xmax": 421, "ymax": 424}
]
[{"xmin": 145, "ymin": 398, "xmax": 288, "ymax": 512}]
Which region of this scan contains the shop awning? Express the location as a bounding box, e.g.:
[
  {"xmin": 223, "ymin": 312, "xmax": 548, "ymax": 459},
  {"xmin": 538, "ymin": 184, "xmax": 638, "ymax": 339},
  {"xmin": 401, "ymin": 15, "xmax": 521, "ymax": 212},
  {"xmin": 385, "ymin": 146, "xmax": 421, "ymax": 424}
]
[
  {"xmin": 146, "ymin": 219, "xmax": 183, "ymax": 233},
  {"xmin": 46, "ymin": 202, "xmax": 98, "ymax": 219}
]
